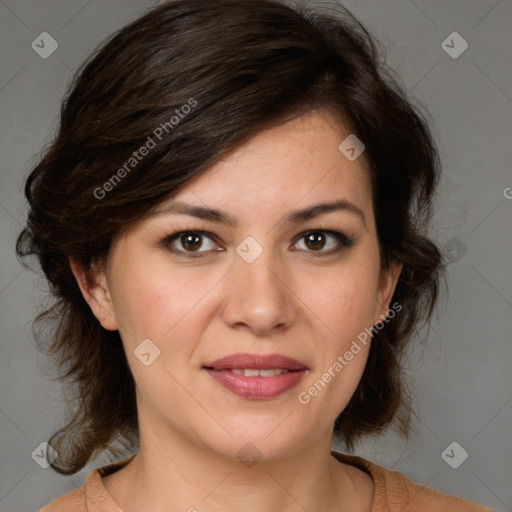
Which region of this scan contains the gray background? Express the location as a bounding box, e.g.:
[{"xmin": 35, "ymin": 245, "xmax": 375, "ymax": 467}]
[{"xmin": 0, "ymin": 0, "xmax": 511, "ymax": 511}]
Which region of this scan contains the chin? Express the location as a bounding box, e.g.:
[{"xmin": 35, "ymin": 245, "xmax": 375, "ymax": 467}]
[{"xmin": 196, "ymin": 418, "xmax": 307, "ymax": 463}]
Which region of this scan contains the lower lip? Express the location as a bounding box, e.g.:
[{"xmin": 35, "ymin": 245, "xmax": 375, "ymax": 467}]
[{"xmin": 204, "ymin": 369, "xmax": 306, "ymax": 399}]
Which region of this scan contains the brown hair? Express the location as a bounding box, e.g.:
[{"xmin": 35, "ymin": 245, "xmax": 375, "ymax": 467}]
[{"xmin": 16, "ymin": 0, "xmax": 446, "ymax": 475}]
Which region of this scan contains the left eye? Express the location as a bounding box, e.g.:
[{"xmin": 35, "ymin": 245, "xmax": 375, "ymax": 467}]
[
  {"xmin": 164, "ymin": 229, "xmax": 354, "ymax": 257},
  {"xmin": 293, "ymin": 230, "xmax": 351, "ymax": 252}
]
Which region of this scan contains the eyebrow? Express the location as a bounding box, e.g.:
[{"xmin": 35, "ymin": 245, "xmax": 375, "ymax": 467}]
[{"xmin": 149, "ymin": 198, "xmax": 366, "ymax": 229}]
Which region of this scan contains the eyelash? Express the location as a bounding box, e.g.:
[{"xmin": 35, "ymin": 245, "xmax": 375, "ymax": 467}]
[{"xmin": 162, "ymin": 226, "xmax": 355, "ymax": 259}]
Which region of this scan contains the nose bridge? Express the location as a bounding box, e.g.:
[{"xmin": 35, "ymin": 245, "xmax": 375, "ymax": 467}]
[{"xmin": 221, "ymin": 237, "xmax": 296, "ymax": 333}]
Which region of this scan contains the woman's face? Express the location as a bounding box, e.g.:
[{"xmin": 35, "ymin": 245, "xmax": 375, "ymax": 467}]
[{"xmin": 74, "ymin": 110, "xmax": 402, "ymax": 461}]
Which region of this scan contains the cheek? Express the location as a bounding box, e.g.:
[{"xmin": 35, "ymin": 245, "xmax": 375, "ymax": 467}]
[
  {"xmin": 110, "ymin": 265, "xmax": 211, "ymax": 402},
  {"xmin": 110, "ymin": 260, "xmax": 219, "ymax": 350},
  {"xmin": 301, "ymin": 259, "xmax": 379, "ymax": 344},
  {"xmin": 294, "ymin": 255, "xmax": 378, "ymax": 404},
  {"xmin": 297, "ymin": 274, "xmax": 374, "ymax": 416},
  {"xmin": 316, "ymin": 279, "xmax": 374, "ymax": 376}
]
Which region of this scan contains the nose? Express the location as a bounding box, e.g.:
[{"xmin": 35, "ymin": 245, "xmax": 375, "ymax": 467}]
[{"xmin": 220, "ymin": 247, "xmax": 297, "ymax": 336}]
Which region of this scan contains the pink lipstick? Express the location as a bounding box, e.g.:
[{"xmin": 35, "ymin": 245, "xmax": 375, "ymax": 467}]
[{"xmin": 203, "ymin": 353, "xmax": 308, "ymax": 400}]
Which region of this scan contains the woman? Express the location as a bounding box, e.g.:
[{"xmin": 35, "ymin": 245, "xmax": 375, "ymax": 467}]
[{"xmin": 17, "ymin": 0, "xmax": 495, "ymax": 510}]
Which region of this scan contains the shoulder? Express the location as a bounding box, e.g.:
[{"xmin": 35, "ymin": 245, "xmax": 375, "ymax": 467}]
[
  {"xmin": 38, "ymin": 455, "xmax": 135, "ymax": 512},
  {"xmin": 331, "ymin": 450, "xmax": 496, "ymax": 512},
  {"xmin": 373, "ymin": 463, "xmax": 495, "ymax": 512},
  {"xmin": 38, "ymin": 488, "xmax": 86, "ymax": 512}
]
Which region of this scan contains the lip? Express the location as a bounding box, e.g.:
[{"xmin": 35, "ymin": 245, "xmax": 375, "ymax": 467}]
[
  {"xmin": 203, "ymin": 353, "xmax": 308, "ymax": 371},
  {"xmin": 204, "ymin": 368, "xmax": 307, "ymax": 400},
  {"xmin": 202, "ymin": 352, "xmax": 308, "ymax": 400}
]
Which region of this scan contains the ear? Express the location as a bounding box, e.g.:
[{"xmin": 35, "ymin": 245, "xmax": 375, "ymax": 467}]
[
  {"xmin": 68, "ymin": 257, "xmax": 118, "ymax": 331},
  {"xmin": 374, "ymin": 258, "xmax": 403, "ymax": 324}
]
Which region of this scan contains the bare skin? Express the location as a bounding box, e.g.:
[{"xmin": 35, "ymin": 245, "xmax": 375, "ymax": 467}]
[{"xmin": 71, "ymin": 110, "xmax": 402, "ymax": 512}]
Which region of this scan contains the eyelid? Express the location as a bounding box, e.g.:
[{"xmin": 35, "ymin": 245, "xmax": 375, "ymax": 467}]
[
  {"xmin": 162, "ymin": 226, "xmax": 355, "ymax": 258},
  {"xmin": 294, "ymin": 229, "xmax": 355, "ymax": 251}
]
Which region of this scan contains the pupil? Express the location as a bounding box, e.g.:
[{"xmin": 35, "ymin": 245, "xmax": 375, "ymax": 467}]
[
  {"xmin": 184, "ymin": 233, "xmax": 201, "ymax": 251},
  {"xmin": 306, "ymin": 232, "xmax": 324, "ymax": 250}
]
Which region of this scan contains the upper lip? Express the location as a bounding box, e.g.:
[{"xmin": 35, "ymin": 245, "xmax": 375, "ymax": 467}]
[{"xmin": 203, "ymin": 353, "xmax": 308, "ymax": 371}]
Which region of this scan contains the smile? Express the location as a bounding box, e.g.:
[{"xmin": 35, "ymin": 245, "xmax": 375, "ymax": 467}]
[{"xmin": 228, "ymin": 368, "xmax": 289, "ymax": 376}]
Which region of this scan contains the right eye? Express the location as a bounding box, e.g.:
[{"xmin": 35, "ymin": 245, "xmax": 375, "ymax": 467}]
[{"xmin": 163, "ymin": 230, "xmax": 222, "ymax": 258}]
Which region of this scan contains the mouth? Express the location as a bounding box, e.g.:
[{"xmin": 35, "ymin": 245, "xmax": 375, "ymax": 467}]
[
  {"xmin": 202, "ymin": 353, "xmax": 308, "ymax": 400},
  {"xmin": 203, "ymin": 352, "xmax": 308, "ymax": 371},
  {"xmin": 216, "ymin": 368, "xmax": 292, "ymax": 377}
]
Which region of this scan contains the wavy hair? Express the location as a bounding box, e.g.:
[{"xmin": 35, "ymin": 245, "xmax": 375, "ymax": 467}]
[{"xmin": 16, "ymin": 0, "xmax": 447, "ymax": 475}]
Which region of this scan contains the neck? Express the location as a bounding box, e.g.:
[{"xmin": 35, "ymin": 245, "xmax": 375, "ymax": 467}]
[{"xmin": 102, "ymin": 421, "xmax": 363, "ymax": 512}]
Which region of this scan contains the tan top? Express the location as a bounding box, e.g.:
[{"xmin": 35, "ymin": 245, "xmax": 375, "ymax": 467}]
[{"xmin": 39, "ymin": 450, "xmax": 496, "ymax": 511}]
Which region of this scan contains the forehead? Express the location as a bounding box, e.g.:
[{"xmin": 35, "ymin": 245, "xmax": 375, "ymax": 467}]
[{"xmin": 152, "ymin": 110, "xmax": 373, "ymax": 223}]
